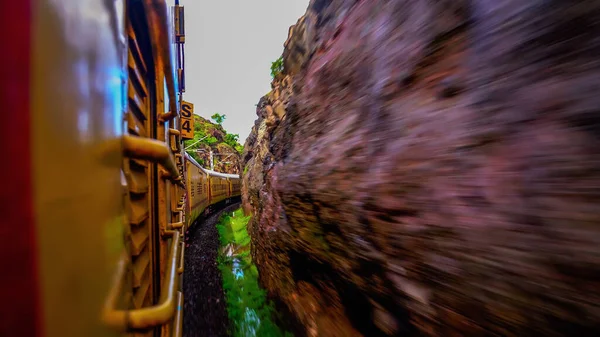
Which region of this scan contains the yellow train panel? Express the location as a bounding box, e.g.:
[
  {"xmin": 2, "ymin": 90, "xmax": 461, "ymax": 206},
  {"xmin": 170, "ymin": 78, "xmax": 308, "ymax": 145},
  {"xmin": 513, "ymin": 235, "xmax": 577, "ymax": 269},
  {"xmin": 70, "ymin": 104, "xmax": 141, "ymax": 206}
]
[
  {"xmin": 5, "ymin": 1, "xmax": 187, "ymax": 337},
  {"xmin": 208, "ymin": 174, "xmax": 229, "ymax": 205},
  {"xmin": 228, "ymin": 177, "xmax": 241, "ymax": 197},
  {"xmin": 28, "ymin": 1, "xmax": 127, "ymax": 337},
  {"xmin": 185, "ymin": 154, "xmax": 209, "ymax": 228}
]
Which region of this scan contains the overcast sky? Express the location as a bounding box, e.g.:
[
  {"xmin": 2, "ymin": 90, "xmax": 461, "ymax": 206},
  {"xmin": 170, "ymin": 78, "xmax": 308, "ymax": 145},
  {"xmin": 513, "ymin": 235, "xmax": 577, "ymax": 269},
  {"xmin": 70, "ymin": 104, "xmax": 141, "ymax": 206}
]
[{"xmin": 180, "ymin": 0, "xmax": 309, "ymax": 142}]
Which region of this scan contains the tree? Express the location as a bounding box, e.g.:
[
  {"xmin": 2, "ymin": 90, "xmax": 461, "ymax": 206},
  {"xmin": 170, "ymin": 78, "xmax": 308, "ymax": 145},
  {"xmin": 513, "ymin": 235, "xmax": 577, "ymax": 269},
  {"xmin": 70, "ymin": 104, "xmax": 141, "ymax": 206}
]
[
  {"xmin": 270, "ymin": 56, "xmax": 284, "ymax": 79},
  {"xmin": 224, "ymin": 133, "xmax": 239, "ymax": 147},
  {"xmin": 223, "ymin": 133, "xmax": 243, "ymax": 153},
  {"xmin": 211, "ymin": 113, "xmax": 226, "ymax": 124}
]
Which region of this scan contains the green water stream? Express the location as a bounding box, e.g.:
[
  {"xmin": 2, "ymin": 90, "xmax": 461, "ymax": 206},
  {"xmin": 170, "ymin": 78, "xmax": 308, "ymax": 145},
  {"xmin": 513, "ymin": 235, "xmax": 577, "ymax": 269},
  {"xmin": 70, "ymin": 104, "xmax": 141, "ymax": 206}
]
[{"xmin": 217, "ymin": 209, "xmax": 293, "ymax": 337}]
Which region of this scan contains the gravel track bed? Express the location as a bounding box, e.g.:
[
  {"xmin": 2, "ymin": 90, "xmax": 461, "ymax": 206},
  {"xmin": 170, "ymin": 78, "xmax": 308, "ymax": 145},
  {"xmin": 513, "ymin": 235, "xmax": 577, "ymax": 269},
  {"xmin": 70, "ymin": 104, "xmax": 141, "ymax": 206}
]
[{"xmin": 183, "ymin": 202, "xmax": 241, "ymax": 337}]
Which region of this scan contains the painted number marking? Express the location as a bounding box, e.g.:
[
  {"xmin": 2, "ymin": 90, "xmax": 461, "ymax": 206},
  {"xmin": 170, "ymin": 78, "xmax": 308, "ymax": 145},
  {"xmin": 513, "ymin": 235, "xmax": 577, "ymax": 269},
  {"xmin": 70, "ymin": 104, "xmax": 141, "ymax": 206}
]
[
  {"xmin": 180, "ymin": 100, "xmax": 194, "ymax": 140},
  {"xmin": 181, "ymin": 101, "xmax": 193, "ymax": 118}
]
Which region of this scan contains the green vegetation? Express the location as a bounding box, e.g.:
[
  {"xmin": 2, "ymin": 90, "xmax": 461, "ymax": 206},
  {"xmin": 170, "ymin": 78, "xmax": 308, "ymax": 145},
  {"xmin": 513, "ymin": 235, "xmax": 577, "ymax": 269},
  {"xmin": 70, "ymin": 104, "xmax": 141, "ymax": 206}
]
[
  {"xmin": 270, "ymin": 56, "xmax": 284, "ymax": 79},
  {"xmin": 183, "ymin": 114, "xmax": 244, "ymax": 164},
  {"xmin": 216, "ymin": 209, "xmax": 293, "ymax": 337},
  {"xmin": 217, "ymin": 209, "xmax": 252, "ymax": 247},
  {"xmin": 211, "ymin": 113, "xmax": 226, "ymax": 125},
  {"xmin": 224, "ymin": 133, "xmax": 244, "ymax": 153}
]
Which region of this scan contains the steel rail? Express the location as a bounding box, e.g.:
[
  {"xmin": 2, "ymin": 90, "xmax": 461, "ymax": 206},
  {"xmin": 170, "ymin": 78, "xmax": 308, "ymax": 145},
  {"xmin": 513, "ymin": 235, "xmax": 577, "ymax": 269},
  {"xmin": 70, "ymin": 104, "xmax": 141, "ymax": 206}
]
[{"xmin": 173, "ymin": 292, "xmax": 184, "ymax": 337}]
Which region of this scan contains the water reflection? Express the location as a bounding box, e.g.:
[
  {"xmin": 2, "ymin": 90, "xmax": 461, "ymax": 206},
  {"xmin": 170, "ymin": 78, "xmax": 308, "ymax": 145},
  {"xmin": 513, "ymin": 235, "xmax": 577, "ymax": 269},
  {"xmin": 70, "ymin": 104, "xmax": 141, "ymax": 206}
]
[
  {"xmin": 232, "ymin": 258, "xmax": 244, "ymax": 280},
  {"xmin": 217, "ymin": 209, "xmax": 292, "ymax": 337},
  {"xmin": 242, "ymin": 308, "xmax": 261, "ymax": 336}
]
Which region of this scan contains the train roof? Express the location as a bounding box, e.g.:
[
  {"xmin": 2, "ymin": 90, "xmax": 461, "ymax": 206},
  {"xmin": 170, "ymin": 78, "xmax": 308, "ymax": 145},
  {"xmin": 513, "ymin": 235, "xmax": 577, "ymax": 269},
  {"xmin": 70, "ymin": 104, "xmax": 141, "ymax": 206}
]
[
  {"xmin": 184, "ymin": 152, "xmax": 202, "ymax": 168},
  {"xmin": 202, "ymin": 168, "xmax": 240, "ymax": 179},
  {"xmin": 184, "ymin": 152, "xmax": 240, "ymax": 179}
]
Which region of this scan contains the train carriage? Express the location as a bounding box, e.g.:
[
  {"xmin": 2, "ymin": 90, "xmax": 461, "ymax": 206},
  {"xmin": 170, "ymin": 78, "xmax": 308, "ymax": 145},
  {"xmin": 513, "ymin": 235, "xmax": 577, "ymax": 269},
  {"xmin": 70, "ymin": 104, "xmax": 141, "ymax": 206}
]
[
  {"xmin": 183, "ymin": 153, "xmax": 209, "ymax": 227},
  {"xmin": 205, "ymin": 170, "xmax": 232, "ymax": 205},
  {"xmin": 224, "ymin": 173, "xmax": 242, "ymax": 198},
  {"xmin": 1, "ymin": 0, "xmax": 184, "ymax": 336},
  {"xmin": 1, "ymin": 1, "xmax": 242, "ymax": 336},
  {"xmin": 183, "ymin": 153, "xmax": 242, "ymax": 229}
]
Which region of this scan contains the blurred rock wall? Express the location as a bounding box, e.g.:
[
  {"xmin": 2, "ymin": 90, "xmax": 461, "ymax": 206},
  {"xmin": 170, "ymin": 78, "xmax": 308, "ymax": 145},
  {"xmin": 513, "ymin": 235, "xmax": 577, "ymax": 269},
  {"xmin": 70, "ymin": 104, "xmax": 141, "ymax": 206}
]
[{"xmin": 242, "ymin": 1, "xmax": 600, "ymax": 336}]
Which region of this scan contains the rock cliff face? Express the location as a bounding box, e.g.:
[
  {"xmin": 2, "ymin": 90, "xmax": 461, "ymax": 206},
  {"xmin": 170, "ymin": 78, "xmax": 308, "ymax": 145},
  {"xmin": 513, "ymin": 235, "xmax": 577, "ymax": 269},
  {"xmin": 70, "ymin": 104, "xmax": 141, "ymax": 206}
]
[{"xmin": 242, "ymin": 1, "xmax": 600, "ymax": 336}]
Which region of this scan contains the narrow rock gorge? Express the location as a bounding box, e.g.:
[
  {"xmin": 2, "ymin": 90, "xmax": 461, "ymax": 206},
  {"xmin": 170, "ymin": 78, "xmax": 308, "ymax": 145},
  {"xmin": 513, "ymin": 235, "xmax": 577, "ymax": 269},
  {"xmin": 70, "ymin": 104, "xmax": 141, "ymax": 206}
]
[{"xmin": 242, "ymin": 1, "xmax": 600, "ymax": 336}]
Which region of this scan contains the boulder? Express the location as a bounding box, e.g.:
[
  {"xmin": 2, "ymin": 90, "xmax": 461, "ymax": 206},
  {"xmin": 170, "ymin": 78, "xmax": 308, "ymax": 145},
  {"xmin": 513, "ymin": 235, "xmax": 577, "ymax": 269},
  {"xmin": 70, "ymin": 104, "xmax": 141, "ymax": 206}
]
[{"xmin": 242, "ymin": 0, "xmax": 600, "ymax": 335}]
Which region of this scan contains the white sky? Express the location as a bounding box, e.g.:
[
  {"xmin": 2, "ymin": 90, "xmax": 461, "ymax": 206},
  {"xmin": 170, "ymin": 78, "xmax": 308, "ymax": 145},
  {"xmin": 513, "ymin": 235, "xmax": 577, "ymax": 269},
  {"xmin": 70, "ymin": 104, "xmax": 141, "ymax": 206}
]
[{"xmin": 180, "ymin": 0, "xmax": 309, "ymax": 142}]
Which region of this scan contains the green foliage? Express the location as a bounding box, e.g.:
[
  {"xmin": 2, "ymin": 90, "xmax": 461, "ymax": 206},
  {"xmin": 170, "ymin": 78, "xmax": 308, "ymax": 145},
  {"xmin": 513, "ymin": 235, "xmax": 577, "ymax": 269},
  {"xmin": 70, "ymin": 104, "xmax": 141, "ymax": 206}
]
[
  {"xmin": 224, "ymin": 133, "xmax": 244, "ymax": 154},
  {"xmin": 225, "ymin": 133, "xmax": 239, "ymax": 143},
  {"xmin": 206, "ymin": 136, "xmax": 219, "ymax": 145},
  {"xmin": 235, "ymin": 144, "xmax": 244, "ymax": 154},
  {"xmin": 216, "ymin": 209, "xmax": 293, "ymax": 337},
  {"xmin": 224, "ymin": 133, "xmax": 239, "ymax": 148},
  {"xmin": 270, "ymin": 56, "xmax": 284, "ymax": 79},
  {"xmin": 183, "ymin": 118, "xmax": 209, "ymax": 163},
  {"xmin": 217, "ymin": 209, "xmax": 251, "ymax": 247},
  {"xmin": 184, "ymin": 114, "xmax": 243, "ymax": 163},
  {"xmin": 211, "ymin": 113, "xmax": 226, "ymax": 124}
]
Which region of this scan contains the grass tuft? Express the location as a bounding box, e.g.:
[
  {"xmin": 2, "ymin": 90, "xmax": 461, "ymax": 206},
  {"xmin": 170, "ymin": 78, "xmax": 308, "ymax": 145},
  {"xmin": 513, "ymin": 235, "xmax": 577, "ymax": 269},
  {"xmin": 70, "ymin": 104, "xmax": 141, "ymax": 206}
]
[{"xmin": 216, "ymin": 208, "xmax": 293, "ymax": 337}]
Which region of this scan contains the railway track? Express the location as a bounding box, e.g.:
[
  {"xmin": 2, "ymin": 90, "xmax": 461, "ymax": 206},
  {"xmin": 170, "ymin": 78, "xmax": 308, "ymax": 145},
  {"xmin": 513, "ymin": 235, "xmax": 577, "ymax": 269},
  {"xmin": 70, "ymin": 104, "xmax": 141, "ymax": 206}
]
[{"xmin": 183, "ymin": 202, "xmax": 242, "ymax": 337}]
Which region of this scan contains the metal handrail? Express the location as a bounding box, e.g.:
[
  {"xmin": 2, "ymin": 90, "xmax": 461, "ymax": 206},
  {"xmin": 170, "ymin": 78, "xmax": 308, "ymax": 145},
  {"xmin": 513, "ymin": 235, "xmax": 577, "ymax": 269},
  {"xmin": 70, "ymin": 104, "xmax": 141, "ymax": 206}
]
[
  {"xmin": 173, "ymin": 292, "xmax": 184, "ymax": 337},
  {"xmin": 169, "ymin": 128, "xmax": 182, "ymax": 152},
  {"xmin": 123, "ymin": 135, "xmax": 183, "ymax": 185},
  {"xmin": 143, "ymin": 0, "xmax": 179, "ymax": 122},
  {"xmin": 168, "ymin": 222, "xmax": 184, "ymax": 229},
  {"xmin": 178, "ymin": 241, "xmax": 185, "ymax": 274},
  {"xmin": 102, "ymin": 230, "xmax": 181, "ymax": 330}
]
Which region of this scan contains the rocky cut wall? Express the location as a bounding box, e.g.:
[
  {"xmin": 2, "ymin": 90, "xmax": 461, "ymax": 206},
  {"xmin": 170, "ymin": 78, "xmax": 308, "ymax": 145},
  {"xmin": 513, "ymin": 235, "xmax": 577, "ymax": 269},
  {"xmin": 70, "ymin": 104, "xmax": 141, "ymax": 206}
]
[
  {"xmin": 188, "ymin": 115, "xmax": 242, "ymax": 174},
  {"xmin": 242, "ymin": 0, "xmax": 600, "ymax": 336}
]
